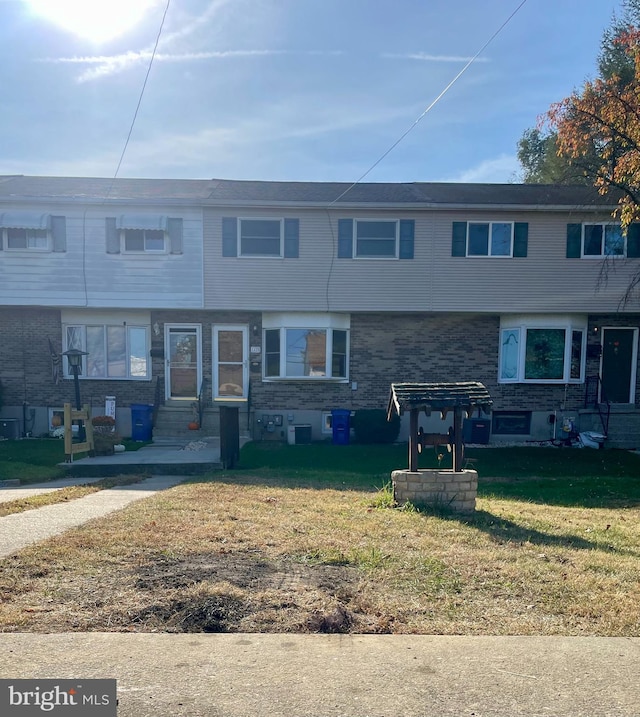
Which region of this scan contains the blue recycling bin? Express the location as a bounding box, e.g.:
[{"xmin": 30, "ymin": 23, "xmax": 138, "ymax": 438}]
[
  {"xmin": 331, "ymin": 409, "xmax": 351, "ymax": 445},
  {"xmin": 131, "ymin": 403, "xmax": 153, "ymax": 441}
]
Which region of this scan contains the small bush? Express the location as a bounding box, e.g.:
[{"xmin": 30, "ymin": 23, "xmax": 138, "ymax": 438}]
[{"xmin": 352, "ymin": 409, "xmax": 400, "ymax": 444}]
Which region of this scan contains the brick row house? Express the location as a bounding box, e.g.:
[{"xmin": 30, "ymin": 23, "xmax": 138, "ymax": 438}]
[{"xmin": 0, "ymin": 176, "xmax": 639, "ymax": 446}]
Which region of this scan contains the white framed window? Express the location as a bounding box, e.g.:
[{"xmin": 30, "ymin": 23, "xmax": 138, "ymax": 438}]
[
  {"xmin": 582, "ymin": 223, "xmax": 625, "ymax": 257},
  {"xmin": 499, "ymin": 315, "xmax": 587, "ymax": 384},
  {"xmin": 239, "ymin": 218, "xmax": 283, "ymax": 257},
  {"xmin": 4, "ymin": 227, "xmax": 50, "ymax": 251},
  {"xmin": 263, "ymin": 313, "xmax": 349, "ymax": 380},
  {"xmin": 467, "ymin": 222, "xmax": 513, "ymax": 257},
  {"xmin": 64, "ymin": 324, "xmax": 150, "ymax": 380},
  {"xmin": 122, "ymin": 228, "xmax": 166, "ymax": 253},
  {"xmin": 354, "ymin": 219, "xmax": 398, "ymax": 258}
]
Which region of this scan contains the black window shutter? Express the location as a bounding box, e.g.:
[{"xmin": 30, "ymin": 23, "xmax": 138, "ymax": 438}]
[
  {"xmin": 627, "ymin": 223, "xmax": 640, "ymax": 258},
  {"xmin": 284, "ymin": 218, "xmax": 299, "ymax": 258},
  {"xmin": 399, "ymin": 219, "xmax": 415, "ymax": 259},
  {"xmin": 105, "ymin": 217, "xmax": 120, "ymax": 254},
  {"xmin": 222, "ymin": 217, "xmax": 238, "ymax": 257},
  {"xmin": 451, "ymin": 222, "xmax": 467, "ymax": 256},
  {"xmin": 168, "ymin": 217, "xmax": 183, "ymax": 254},
  {"xmin": 338, "ymin": 219, "xmax": 353, "ymax": 258},
  {"xmin": 513, "ymin": 222, "xmax": 528, "ymax": 257},
  {"xmin": 566, "ymin": 223, "xmax": 582, "ymax": 258}
]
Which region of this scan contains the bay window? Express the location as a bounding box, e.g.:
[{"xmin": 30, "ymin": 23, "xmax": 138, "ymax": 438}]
[
  {"xmin": 263, "ymin": 313, "xmax": 349, "ymax": 380},
  {"xmin": 499, "ymin": 316, "xmax": 586, "ymax": 383}
]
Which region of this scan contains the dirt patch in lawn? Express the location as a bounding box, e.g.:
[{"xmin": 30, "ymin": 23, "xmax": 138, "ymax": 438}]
[{"xmin": 125, "ymin": 552, "xmax": 362, "ymax": 633}]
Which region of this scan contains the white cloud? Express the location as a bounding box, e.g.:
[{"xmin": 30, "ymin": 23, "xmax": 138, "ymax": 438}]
[
  {"xmin": 446, "ymin": 154, "xmax": 520, "ymax": 183},
  {"xmin": 42, "ymin": 49, "xmax": 344, "ymax": 83},
  {"xmin": 383, "ymin": 53, "xmax": 490, "ymax": 63}
]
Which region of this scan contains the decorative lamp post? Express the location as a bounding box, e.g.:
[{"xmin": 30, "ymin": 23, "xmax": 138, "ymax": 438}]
[{"xmin": 62, "ymin": 348, "xmax": 88, "ymax": 441}]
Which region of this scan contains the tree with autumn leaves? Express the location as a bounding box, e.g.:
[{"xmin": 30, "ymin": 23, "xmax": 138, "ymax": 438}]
[
  {"xmin": 546, "ymin": 27, "xmax": 640, "ymax": 231},
  {"xmin": 518, "ymin": 0, "xmax": 640, "ymax": 210}
]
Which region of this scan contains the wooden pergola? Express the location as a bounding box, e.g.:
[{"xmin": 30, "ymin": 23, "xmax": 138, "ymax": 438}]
[{"xmin": 387, "ymin": 382, "xmax": 493, "ymax": 472}]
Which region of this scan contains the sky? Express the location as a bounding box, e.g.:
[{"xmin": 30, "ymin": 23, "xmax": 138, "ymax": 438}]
[{"xmin": 0, "ymin": 0, "xmax": 626, "ymax": 184}]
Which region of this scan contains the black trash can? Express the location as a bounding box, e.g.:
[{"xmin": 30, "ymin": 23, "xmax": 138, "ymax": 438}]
[
  {"xmin": 463, "ymin": 418, "xmax": 490, "ymax": 444},
  {"xmin": 331, "ymin": 409, "xmax": 351, "ymax": 445},
  {"xmin": 131, "ymin": 403, "xmax": 153, "ymax": 441}
]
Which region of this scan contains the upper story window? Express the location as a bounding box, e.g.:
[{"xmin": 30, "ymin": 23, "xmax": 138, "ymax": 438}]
[
  {"xmin": 566, "ymin": 222, "xmax": 640, "ymax": 259},
  {"xmin": 262, "ymin": 312, "xmax": 349, "ymax": 381},
  {"xmin": 355, "ymin": 220, "xmax": 398, "ymax": 258},
  {"xmin": 123, "ymin": 228, "xmax": 165, "ymax": 253},
  {"xmin": 499, "ymin": 315, "xmax": 587, "ymax": 384},
  {"xmin": 222, "ymin": 217, "xmax": 299, "ymax": 258},
  {"xmin": 106, "ymin": 216, "xmax": 183, "ymax": 255},
  {"xmin": 5, "ymin": 228, "xmax": 49, "ymax": 251},
  {"xmin": 240, "ymin": 219, "xmax": 282, "ymax": 256},
  {"xmin": 0, "ymin": 213, "xmax": 67, "ymax": 253},
  {"xmin": 338, "ymin": 218, "xmax": 414, "ymax": 259},
  {"xmin": 452, "ymin": 221, "xmax": 528, "ymax": 258}
]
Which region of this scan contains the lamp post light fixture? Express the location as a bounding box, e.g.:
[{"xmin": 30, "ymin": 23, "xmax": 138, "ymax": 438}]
[{"xmin": 62, "ymin": 348, "xmax": 88, "ymax": 441}]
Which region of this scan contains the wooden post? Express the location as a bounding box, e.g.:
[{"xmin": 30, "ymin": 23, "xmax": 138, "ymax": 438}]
[
  {"xmin": 409, "ymin": 408, "xmax": 419, "ymax": 472},
  {"xmin": 63, "ymin": 402, "xmax": 95, "ymax": 463},
  {"xmin": 452, "ymin": 405, "xmax": 464, "ymax": 472}
]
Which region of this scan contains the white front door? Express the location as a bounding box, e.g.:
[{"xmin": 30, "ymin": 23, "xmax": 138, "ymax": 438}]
[
  {"xmin": 213, "ymin": 325, "xmax": 248, "ymax": 400},
  {"xmin": 165, "ymin": 325, "xmax": 202, "ymax": 400}
]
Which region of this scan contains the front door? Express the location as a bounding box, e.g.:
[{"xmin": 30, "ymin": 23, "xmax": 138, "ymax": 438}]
[
  {"xmin": 165, "ymin": 325, "xmax": 202, "ymax": 400},
  {"xmin": 213, "ymin": 326, "xmax": 248, "ymax": 400},
  {"xmin": 601, "ymin": 327, "xmax": 638, "ymax": 403}
]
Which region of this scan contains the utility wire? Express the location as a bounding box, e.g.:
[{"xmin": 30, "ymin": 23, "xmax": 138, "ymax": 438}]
[
  {"xmin": 327, "ymin": 0, "xmax": 529, "ymax": 207},
  {"xmin": 106, "ymin": 0, "xmax": 171, "ymax": 197}
]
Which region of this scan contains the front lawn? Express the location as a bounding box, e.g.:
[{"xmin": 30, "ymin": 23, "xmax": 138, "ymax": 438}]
[
  {"xmin": 0, "ymin": 438, "xmax": 149, "ymax": 484},
  {"xmin": 0, "ymin": 440, "xmax": 638, "ymax": 636}
]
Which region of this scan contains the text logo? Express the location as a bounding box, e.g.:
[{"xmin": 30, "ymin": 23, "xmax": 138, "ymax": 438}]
[{"xmin": 0, "ymin": 680, "xmax": 116, "ymax": 716}]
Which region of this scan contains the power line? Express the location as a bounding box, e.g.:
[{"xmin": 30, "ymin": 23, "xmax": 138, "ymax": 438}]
[
  {"xmin": 328, "ymin": 0, "xmax": 529, "ymax": 207},
  {"xmin": 106, "ymin": 0, "xmax": 171, "ymax": 195}
]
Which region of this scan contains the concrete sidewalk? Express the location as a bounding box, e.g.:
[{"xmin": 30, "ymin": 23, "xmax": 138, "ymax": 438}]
[
  {"xmin": 0, "ymin": 475, "xmax": 188, "ymax": 558},
  {"xmin": 0, "ymin": 633, "xmax": 638, "ymax": 716},
  {"xmin": 0, "ymin": 476, "xmax": 104, "ymax": 504}
]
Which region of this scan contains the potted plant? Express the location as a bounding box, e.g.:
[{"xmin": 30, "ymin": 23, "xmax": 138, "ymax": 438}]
[{"xmin": 91, "ymin": 415, "xmax": 119, "ymax": 455}]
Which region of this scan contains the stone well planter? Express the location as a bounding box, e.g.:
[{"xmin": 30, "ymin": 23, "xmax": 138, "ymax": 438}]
[{"xmin": 392, "ymin": 469, "xmax": 478, "ymax": 514}]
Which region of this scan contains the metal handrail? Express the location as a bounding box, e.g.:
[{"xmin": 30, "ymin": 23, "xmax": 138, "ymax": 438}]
[{"xmin": 584, "ymin": 375, "xmax": 610, "ymax": 436}]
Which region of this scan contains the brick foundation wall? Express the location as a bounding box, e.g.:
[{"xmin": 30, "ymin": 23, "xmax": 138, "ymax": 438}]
[{"xmin": 392, "ymin": 469, "xmax": 477, "ymax": 513}]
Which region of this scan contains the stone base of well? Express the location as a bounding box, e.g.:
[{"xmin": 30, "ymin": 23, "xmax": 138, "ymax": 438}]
[{"xmin": 392, "ymin": 469, "xmax": 477, "ymax": 513}]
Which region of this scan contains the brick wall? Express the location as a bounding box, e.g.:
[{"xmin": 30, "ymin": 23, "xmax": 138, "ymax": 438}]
[{"xmin": 0, "ymin": 307, "xmax": 156, "ymax": 414}]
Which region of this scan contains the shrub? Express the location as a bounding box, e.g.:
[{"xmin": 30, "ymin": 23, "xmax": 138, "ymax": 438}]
[
  {"xmin": 352, "ymin": 409, "xmax": 401, "ymax": 444},
  {"xmin": 91, "ymin": 415, "xmax": 115, "ymax": 427}
]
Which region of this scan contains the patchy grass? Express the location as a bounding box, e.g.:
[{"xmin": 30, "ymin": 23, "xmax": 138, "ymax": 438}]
[
  {"xmin": 0, "ymin": 464, "xmax": 638, "ymax": 636},
  {"xmin": 0, "ymin": 476, "xmax": 146, "ymax": 518}
]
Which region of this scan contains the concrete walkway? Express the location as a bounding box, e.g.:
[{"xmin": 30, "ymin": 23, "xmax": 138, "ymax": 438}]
[
  {"xmin": 0, "ymin": 475, "xmax": 188, "ymax": 558},
  {"xmin": 0, "ymin": 475, "xmax": 104, "ymax": 504},
  {"xmin": 0, "ymin": 633, "xmax": 638, "ymax": 716}
]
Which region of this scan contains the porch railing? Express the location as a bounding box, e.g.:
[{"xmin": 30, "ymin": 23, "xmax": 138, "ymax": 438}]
[{"xmin": 584, "ymin": 375, "xmax": 611, "ymax": 436}]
